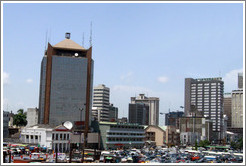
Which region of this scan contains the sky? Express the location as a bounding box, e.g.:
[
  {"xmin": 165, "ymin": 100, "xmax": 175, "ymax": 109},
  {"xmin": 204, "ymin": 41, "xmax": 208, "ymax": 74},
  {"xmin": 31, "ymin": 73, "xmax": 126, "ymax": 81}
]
[{"xmin": 2, "ymin": 2, "xmax": 244, "ymax": 125}]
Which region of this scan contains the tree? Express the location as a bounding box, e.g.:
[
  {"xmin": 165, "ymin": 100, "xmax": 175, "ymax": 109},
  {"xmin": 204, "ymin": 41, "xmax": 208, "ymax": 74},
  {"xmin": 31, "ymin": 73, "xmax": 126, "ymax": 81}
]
[
  {"xmin": 238, "ymin": 138, "xmax": 243, "ymax": 150},
  {"xmin": 231, "ymin": 138, "xmax": 243, "ymax": 150},
  {"xmin": 13, "ymin": 109, "xmax": 27, "ymax": 126},
  {"xmin": 195, "ymin": 141, "xmax": 198, "ymax": 150},
  {"xmin": 198, "ymin": 140, "xmax": 210, "ymax": 147}
]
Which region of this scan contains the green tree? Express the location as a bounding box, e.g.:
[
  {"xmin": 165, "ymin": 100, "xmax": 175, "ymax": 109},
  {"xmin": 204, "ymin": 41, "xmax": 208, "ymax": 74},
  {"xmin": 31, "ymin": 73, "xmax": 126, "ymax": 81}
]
[
  {"xmin": 198, "ymin": 140, "xmax": 210, "ymax": 147},
  {"xmin": 238, "ymin": 138, "xmax": 243, "ymax": 150},
  {"xmin": 195, "ymin": 141, "xmax": 198, "ymax": 150},
  {"xmin": 230, "ymin": 141, "xmax": 237, "ymax": 150},
  {"xmin": 13, "ymin": 109, "xmax": 27, "ymax": 126}
]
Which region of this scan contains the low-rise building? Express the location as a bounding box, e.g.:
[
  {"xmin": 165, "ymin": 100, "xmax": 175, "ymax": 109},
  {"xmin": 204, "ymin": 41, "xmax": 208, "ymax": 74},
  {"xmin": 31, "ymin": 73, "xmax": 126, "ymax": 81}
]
[
  {"xmin": 52, "ymin": 125, "xmax": 72, "ymax": 153},
  {"xmin": 98, "ymin": 122, "xmax": 145, "ymax": 150},
  {"xmin": 180, "ymin": 132, "xmax": 201, "ymax": 146},
  {"xmin": 165, "ymin": 125, "xmax": 180, "ymax": 146},
  {"xmin": 145, "ymin": 125, "xmax": 166, "ymax": 147},
  {"xmin": 21, "ymin": 124, "xmax": 53, "ymax": 149},
  {"xmin": 21, "ymin": 124, "xmax": 72, "ymax": 152},
  {"xmin": 179, "ymin": 116, "xmax": 213, "ymax": 145},
  {"xmin": 8, "ymin": 111, "xmax": 14, "ymax": 127},
  {"xmin": 117, "ymin": 117, "xmax": 127, "ymax": 123}
]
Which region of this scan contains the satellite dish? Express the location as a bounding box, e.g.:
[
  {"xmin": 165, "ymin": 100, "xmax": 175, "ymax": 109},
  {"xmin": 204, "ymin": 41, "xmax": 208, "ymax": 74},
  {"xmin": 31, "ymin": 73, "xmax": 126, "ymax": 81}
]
[
  {"xmin": 63, "ymin": 121, "xmax": 73, "ymax": 130},
  {"xmin": 75, "ymin": 53, "xmax": 78, "ymax": 57}
]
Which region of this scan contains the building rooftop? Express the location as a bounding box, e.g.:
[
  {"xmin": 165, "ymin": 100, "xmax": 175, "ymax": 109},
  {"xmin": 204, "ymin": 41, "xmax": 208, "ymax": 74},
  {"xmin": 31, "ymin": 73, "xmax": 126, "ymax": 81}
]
[
  {"xmin": 28, "ymin": 124, "xmax": 53, "ymax": 129},
  {"xmin": 99, "ymin": 121, "xmax": 143, "ymax": 126},
  {"xmin": 53, "ymin": 38, "xmax": 86, "ymax": 51}
]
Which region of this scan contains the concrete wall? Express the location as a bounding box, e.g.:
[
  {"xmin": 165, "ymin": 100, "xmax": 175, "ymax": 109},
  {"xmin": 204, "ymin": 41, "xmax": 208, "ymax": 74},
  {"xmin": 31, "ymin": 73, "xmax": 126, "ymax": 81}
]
[{"xmin": 145, "ymin": 126, "xmax": 165, "ymax": 146}]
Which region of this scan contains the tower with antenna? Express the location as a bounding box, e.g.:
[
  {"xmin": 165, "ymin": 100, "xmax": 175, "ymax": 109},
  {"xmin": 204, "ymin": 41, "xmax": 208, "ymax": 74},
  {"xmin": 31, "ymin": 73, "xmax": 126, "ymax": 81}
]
[{"xmin": 89, "ymin": 21, "xmax": 92, "ymax": 47}]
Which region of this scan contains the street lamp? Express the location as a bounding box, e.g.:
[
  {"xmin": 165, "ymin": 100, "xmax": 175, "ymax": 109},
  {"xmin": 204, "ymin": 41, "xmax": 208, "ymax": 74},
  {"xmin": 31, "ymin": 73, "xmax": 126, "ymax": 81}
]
[
  {"xmin": 160, "ymin": 112, "xmax": 165, "ymax": 126},
  {"xmin": 79, "ymin": 107, "xmax": 84, "ymax": 149}
]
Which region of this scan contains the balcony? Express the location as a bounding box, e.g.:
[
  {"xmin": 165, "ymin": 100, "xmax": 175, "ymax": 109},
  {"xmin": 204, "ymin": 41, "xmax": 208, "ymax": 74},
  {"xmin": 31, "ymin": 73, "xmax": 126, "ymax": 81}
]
[
  {"xmin": 106, "ymin": 135, "xmax": 145, "ymax": 138},
  {"xmin": 107, "ymin": 130, "xmax": 145, "ymax": 134},
  {"xmin": 106, "ymin": 141, "xmax": 144, "ymax": 144}
]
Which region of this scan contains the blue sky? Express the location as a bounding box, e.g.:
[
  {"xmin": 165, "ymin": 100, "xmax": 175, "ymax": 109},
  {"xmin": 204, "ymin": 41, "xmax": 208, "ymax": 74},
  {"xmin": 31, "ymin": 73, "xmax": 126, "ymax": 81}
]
[{"xmin": 2, "ymin": 3, "xmax": 244, "ymax": 125}]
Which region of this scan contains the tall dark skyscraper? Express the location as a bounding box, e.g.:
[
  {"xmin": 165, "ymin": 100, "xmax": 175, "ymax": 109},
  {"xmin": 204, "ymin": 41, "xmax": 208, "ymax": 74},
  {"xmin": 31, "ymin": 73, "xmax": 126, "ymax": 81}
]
[
  {"xmin": 128, "ymin": 103, "xmax": 149, "ymax": 125},
  {"xmin": 130, "ymin": 94, "xmax": 159, "ymax": 125},
  {"xmin": 184, "ymin": 77, "xmax": 224, "ymax": 141},
  {"xmin": 38, "ymin": 33, "xmax": 94, "ymax": 128}
]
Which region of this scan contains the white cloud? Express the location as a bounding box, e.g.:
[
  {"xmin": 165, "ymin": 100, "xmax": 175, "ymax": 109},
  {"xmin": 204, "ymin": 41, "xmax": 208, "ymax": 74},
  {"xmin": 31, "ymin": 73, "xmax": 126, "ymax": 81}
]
[
  {"xmin": 120, "ymin": 72, "xmax": 133, "ymax": 81},
  {"xmin": 3, "ymin": 72, "xmax": 10, "ymax": 85},
  {"xmin": 26, "ymin": 78, "xmax": 33, "ymax": 83},
  {"xmin": 158, "ymin": 76, "xmax": 169, "ymax": 83},
  {"xmin": 223, "ymin": 68, "xmax": 243, "ymax": 92}
]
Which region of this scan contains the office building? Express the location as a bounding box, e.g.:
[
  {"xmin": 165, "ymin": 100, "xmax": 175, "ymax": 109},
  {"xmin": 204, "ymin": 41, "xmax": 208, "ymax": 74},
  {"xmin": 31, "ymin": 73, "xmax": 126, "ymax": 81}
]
[
  {"xmin": 145, "ymin": 125, "xmax": 166, "ymax": 147},
  {"xmin": 117, "ymin": 117, "xmax": 127, "ymax": 123},
  {"xmin": 223, "ymin": 93, "xmax": 232, "ymax": 128},
  {"xmin": 165, "ymin": 111, "xmax": 184, "ymax": 127},
  {"xmin": 26, "ymin": 108, "xmax": 39, "ymax": 127},
  {"xmin": 38, "ymin": 33, "xmax": 94, "ymax": 128},
  {"xmin": 109, "ymin": 104, "xmax": 118, "ymax": 122},
  {"xmin": 97, "ymin": 122, "xmax": 145, "ymax": 150},
  {"xmin": 130, "ymin": 94, "xmax": 159, "ymax": 125},
  {"xmin": 92, "ymin": 84, "xmax": 110, "ymax": 122},
  {"xmin": 179, "ymin": 116, "xmax": 213, "ymax": 144},
  {"xmin": 3, "ymin": 111, "xmax": 10, "ymax": 138},
  {"xmin": 165, "ymin": 125, "xmax": 180, "ymax": 146},
  {"xmin": 128, "ymin": 103, "xmax": 149, "ymax": 125},
  {"xmin": 184, "ymin": 77, "xmax": 224, "ymax": 141},
  {"xmin": 231, "ymin": 89, "xmax": 243, "ymax": 128},
  {"xmin": 238, "ymin": 72, "xmax": 243, "ymax": 89}
]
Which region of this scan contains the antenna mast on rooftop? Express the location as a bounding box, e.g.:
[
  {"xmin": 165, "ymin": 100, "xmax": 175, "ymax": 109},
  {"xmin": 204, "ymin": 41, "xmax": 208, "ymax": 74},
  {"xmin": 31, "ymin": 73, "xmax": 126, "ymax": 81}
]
[
  {"xmin": 89, "ymin": 21, "xmax": 92, "ymax": 47},
  {"xmin": 48, "ymin": 27, "xmax": 51, "ymax": 43},
  {"xmin": 44, "ymin": 29, "xmax": 48, "ymax": 53},
  {"xmin": 82, "ymin": 32, "xmax": 85, "ymax": 47}
]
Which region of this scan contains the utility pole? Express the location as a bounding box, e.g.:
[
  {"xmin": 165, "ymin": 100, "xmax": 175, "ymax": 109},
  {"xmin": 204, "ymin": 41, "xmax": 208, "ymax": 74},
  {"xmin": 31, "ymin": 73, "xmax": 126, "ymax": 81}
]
[{"xmin": 69, "ymin": 144, "xmax": 72, "ymax": 163}]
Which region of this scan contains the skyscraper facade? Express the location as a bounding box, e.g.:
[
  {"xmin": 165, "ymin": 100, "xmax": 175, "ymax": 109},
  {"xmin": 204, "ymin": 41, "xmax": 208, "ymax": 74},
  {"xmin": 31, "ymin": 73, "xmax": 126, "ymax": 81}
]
[
  {"xmin": 184, "ymin": 77, "xmax": 224, "ymax": 141},
  {"xmin": 231, "ymin": 89, "xmax": 243, "ymax": 128},
  {"xmin": 165, "ymin": 111, "xmax": 184, "ymax": 127},
  {"xmin": 109, "ymin": 104, "xmax": 118, "ymax": 122},
  {"xmin": 238, "ymin": 72, "xmax": 243, "ymax": 89},
  {"xmin": 128, "ymin": 103, "xmax": 149, "ymax": 125},
  {"xmin": 92, "ymin": 84, "xmax": 110, "ymax": 122},
  {"xmin": 38, "ymin": 33, "xmax": 94, "ymax": 127},
  {"xmin": 130, "ymin": 94, "xmax": 159, "ymax": 125},
  {"xmin": 223, "ymin": 93, "xmax": 232, "ymax": 128}
]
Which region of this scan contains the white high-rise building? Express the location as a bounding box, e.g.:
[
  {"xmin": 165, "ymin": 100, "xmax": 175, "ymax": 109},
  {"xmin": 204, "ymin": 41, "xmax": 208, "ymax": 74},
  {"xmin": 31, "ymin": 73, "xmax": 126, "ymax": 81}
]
[
  {"xmin": 184, "ymin": 77, "xmax": 224, "ymax": 142},
  {"xmin": 231, "ymin": 89, "xmax": 243, "ymax": 128},
  {"xmin": 92, "ymin": 84, "xmax": 110, "ymax": 121}
]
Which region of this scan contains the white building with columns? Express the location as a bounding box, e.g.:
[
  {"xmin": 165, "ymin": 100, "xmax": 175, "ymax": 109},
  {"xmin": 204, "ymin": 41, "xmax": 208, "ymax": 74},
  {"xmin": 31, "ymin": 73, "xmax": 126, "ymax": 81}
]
[
  {"xmin": 21, "ymin": 124, "xmax": 53, "ymax": 149},
  {"xmin": 20, "ymin": 124, "xmax": 72, "ymax": 152},
  {"xmin": 52, "ymin": 125, "xmax": 71, "ymax": 153}
]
